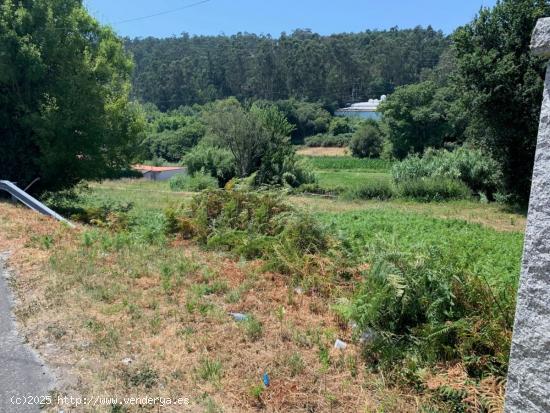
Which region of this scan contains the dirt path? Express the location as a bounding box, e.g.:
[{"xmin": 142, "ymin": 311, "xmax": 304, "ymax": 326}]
[{"xmin": 0, "ymin": 253, "xmax": 54, "ymax": 412}]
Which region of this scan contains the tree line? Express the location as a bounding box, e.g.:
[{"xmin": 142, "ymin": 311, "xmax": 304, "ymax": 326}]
[{"xmin": 125, "ymin": 27, "xmax": 448, "ymax": 110}]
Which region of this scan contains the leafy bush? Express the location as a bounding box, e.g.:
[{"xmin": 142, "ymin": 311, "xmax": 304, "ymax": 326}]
[
  {"xmin": 204, "ymin": 99, "xmax": 314, "ymax": 188},
  {"xmin": 304, "ymin": 133, "xmax": 352, "ymax": 147},
  {"xmin": 349, "ymin": 121, "xmax": 383, "ymax": 158},
  {"xmin": 396, "ymin": 177, "xmax": 471, "ymax": 201},
  {"xmin": 47, "ymin": 190, "xmax": 135, "ymax": 230},
  {"xmin": 183, "ymin": 143, "xmax": 236, "ymax": 186},
  {"xmin": 254, "ymin": 146, "xmax": 317, "ymax": 188},
  {"xmin": 273, "ymin": 99, "xmax": 332, "ymax": 144},
  {"xmin": 165, "ymin": 189, "xmax": 330, "ymax": 262},
  {"xmin": 169, "ymin": 171, "xmax": 218, "ymax": 192},
  {"xmin": 329, "ymin": 117, "xmax": 353, "ymax": 135},
  {"xmin": 392, "ymin": 147, "xmax": 501, "ymax": 198},
  {"xmin": 343, "ymin": 179, "xmax": 394, "ymax": 200},
  {"xmin": 350, "ymin": 250, "xmax": 513, "ymax": 381},
  {"xmin": 141, "ymin": 108, "xmax": 206, "ymax": 162}
]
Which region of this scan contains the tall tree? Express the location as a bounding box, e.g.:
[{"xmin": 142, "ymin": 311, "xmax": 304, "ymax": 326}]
[
  {"xmin": 452, "ymin": 0, "xmax": 550, "ymax": 203},
  {"xmin": 380, "ymin": 81, "xmax": 456, "ymax": 159},
  {"xmin": 0, "ymin": 0, "xmax": 144, "ymax": 193}
]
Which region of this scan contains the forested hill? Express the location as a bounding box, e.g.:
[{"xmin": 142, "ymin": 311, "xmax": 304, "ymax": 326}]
[{"xmin": 125, "ymin": 27, "xmax": 449, "ymax": 110}]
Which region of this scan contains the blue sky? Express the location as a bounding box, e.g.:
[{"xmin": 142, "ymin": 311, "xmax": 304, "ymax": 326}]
[{"xmin": 84, "ymin": 0, "xmax": 498, "ymax": 38}]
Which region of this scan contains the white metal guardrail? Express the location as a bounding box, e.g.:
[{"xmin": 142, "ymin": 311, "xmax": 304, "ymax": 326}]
[{"xmin": 0, "ymin": 180, "xmax": 74, "ymax": 227}]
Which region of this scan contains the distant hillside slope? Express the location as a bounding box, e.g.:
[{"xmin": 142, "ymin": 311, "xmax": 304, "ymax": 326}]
[{"xmin": 125, "ymin": 27, "xmax": 449, "ymax": 110}]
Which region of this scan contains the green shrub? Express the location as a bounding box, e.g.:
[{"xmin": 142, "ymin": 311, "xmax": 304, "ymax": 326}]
[
  {"xmin": 183, "ymin": 143, "xmax": 236, "ymax": 186},
  {"xmin": 255, "ymin": 151, "xmax": 317, "ymax": 188},
  {"xmin": 126, "ymin": 364, "xmax": 159, "ymax": 388},
  {"xmin": 321, "ymin": 209, "xmax": 522, "ymax": 382},
  {"xmin": 349, "ymin": 121, "xmax": 383, "ymax": 158},
  {"xmin": 273, "ymin": 98, "xmax": 331, "ymax": 144},
  {"xmin": 392, "ymin": 147, "xmax": 501, "ymax": 198},
  {"xmin": 380, "ymin": 81, "xmax": 455, "ymax": 159},
  {"xmin": 350, "ymin": 251, "xmax": 513, "ymax": 380},
  {"xmin": 242, "ymin": 315, "xmax": 263, "ymax": 341},
  {"xmin": 66, "ymin": 200, "xmax": 134, "ymax": 230},
  {"xmin": 343, "ymin": 179, "xmax": 394, "ymax": 200},
  {"xmin": 329, "ymin": 117, "xmax": 353, "ymax": 135},
  {"xmin": 304, "ymin": 133, "xmax": 352, "ymax": 147},
  {"xmin": 165, "ymin": 189, "xmax": 330, "ymax": 261},
  {"xmin": 141, "ymin": 109, "xmax": 205, "ymax": 162},
  {"xmin": 169, "ymin": 171, "xmax": 219, "ymax": 192},
  {"xmin": 396, "ymin": 177, "xmax": 471, "ymax": 201},
  {"xmin": 293, "ymin": 183, "xmax": 344, "ymax": 196}
]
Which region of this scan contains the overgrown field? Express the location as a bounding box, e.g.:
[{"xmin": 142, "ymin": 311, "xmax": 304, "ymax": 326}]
[
  {"xmin": 0, "ymin": 177, "xmax": 526, "ymax": 412},
  {"xmin": 296, "ymin": 155, "xmax": 393, "ymax": 198},
  {"xmin": 304, "ymin": 156, "xmax": 393, "ymax": 172},
  {"xmin": 298, "ymin": 153, "xmax": 502, "ymax": 203}
]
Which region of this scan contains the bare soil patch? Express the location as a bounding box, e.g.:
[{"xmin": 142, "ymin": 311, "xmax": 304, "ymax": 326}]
[{"xmin": 296, "ymin": 147, "xmax": 350, "ymax": 157}]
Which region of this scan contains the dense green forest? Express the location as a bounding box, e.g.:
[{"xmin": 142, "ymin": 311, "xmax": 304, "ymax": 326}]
[{"xmin": 125, "ymin": 27, "xmax": 448, "ymax": 110}]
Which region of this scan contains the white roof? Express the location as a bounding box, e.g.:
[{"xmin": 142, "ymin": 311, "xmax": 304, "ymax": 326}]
[{"xmin": 342, "ymin": 95, "xmax": 387, "ymax": 112}]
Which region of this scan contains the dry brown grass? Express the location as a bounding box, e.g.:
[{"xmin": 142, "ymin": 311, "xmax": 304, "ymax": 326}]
[
  {"xmin": 296, "ymin": 147, "xmax": 350, "ymax": 157},
  {"xmin": 0, "ymin": 201, "xmax": 421, "ymax": 412},
  {"xmin": 426, "ymin": 364, "xmax": 505, "ymax": 413}
]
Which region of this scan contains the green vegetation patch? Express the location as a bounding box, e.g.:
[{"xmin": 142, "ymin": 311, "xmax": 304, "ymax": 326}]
[
  {"xmin": 165, "ymin": 189, "xmax": 330, "ymax": 262},
  {"xmin": 305, "ymin": 156, "xmax": 393, "ymax": 172},
  {"xmin": 320, "ymin": 208, "xmax": 523, "ymax": 380},
  {"xmin": 169, "ymin": 171, "xmax": 218, "ymax": 192}
]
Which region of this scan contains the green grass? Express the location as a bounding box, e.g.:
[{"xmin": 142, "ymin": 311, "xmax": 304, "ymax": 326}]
[
  {"xmin": 195, "ymin": 357, "xmax": 223, "ymax": 383},
  {"xmin": 319, "ymin": 208, "xmax": 523, "ymax": 290},
  {"xmin": 86, "ymin": 179, "xmax": 191, "ymax": 212},
  {"xmin": 315, "ymin": 170, "xmax": 391, "ymax": 192},
  {"xmin": 299, "ymin": 155, "xmax": 394, "ymax": 197},
  {"xmin": 304, "ymin": 156, "xmax": 393, "ymax": 172}
]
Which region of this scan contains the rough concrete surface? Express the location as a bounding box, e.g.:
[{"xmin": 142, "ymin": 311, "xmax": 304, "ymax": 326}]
[
  {"xmin": 505, "ymin": 17, "xmax": 550, "ymax": 413},
  {"xmin": 0, "ymin": 253, "xmax": 55, "ymax": 412}
]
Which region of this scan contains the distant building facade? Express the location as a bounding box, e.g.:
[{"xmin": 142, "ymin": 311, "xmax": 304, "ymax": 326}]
[
  {"xmin": 335, "ymin": 95, "xmax": 387, "ymax": 120},
  {"xmin": 132, "ymin": 165, "xmax": 187, "ymax": 181}
]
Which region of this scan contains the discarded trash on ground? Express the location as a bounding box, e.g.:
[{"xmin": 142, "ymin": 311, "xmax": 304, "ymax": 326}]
[
  {"xmin": 334, "ymin": 339, "xmax": 347, "ymax": 350},
  {"xmin": 229, "ymin": 312, "xmax": 248, "ymax": 321}
]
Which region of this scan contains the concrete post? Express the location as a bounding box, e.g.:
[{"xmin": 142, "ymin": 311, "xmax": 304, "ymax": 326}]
[{"xmin": 505, "ymin": 17, "xmax": 550, "ymax": 413}]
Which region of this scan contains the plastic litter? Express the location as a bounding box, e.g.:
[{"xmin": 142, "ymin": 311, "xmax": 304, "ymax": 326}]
[
  {"xmin": 229, "ymin": 312, "xmax": 248, "ymax": 321},
  {"xmin": 359, "ymin": 329, "xmax": 376, "ymax": 344},
  {"xmin": 263, "ymin": 372, "xmax": 270, "ymax": 387},
  {"xmin": 121, "ymin": 357, "xmax": 133, "ymax": 365},
  {"xmin": 334, "ymin": 339, "xmax": 347, "ymax": 350}
]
